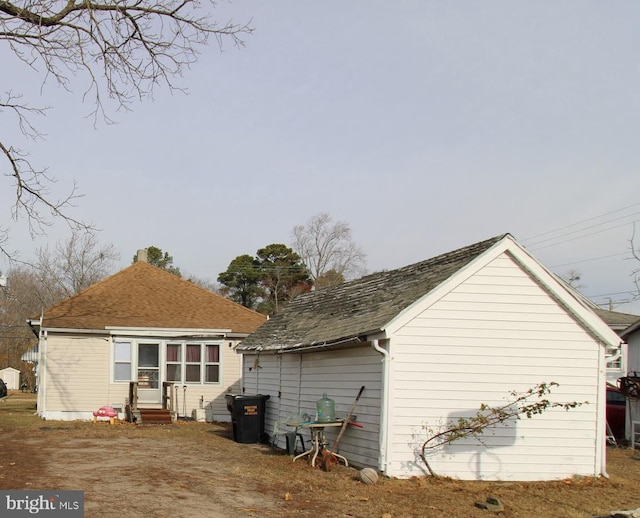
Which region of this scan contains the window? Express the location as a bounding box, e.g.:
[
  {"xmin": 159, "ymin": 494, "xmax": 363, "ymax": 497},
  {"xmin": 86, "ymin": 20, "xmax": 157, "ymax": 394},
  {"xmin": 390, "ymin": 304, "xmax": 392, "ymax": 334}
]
[
  {"xmin": 205, "ymin": 345, "xmax": 220, "ymax": 383},
  {"xmin": 182, "ymin": 343, "xmax": 221, "ymax": 384},
  {"xmin": 166, "ymin": 344, "xmax": 182, "ymax": 382},
  {"xmin": 606, "ymin": 345, "xmax": 623, "ymax": 370},
  {"xmin": 114, "ymin": 341, "xmax": 132, "ymax": 381},
  {"xmin": 185, "ymin": 344, "xmax": 202, "ymax": 382}
]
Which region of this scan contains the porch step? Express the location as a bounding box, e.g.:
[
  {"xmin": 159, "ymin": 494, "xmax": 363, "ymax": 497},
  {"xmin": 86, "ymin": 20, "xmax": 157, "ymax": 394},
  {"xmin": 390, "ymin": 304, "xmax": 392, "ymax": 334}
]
[{"xmin": 138, "ymin": 408, "xmax": 174, "ymax": 425}]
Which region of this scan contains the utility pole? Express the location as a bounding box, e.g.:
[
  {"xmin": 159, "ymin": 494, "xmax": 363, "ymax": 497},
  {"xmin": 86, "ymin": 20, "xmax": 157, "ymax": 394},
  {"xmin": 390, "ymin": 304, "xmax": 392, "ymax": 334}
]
[{"xmin": 0, "ymin": 274, "xmax": 7, "ymax": 368}]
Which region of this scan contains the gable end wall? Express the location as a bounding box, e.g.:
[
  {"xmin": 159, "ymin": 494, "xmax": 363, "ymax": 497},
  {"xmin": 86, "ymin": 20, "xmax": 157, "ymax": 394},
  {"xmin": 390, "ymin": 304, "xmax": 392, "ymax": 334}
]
[{"xmin": 387, "ymin": 253, "xmax": 603, "ymax": 481}]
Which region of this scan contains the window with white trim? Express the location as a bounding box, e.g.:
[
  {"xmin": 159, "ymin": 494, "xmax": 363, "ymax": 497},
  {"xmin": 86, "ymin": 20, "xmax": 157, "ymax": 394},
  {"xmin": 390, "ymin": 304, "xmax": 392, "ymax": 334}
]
[
  {"xmin": 606, "ymin": 345, "xmax": 623, "ymax": 371},
  {"xmin": 114, "ymin": 341, "xmax": 132, "ymax": 382},
  {"xmin": 205, "ymin": 344, "xmax": 220, "ymax": 383},
  {"xmin": 185, "ymin": 344, "xmax": 202, "ymax": 382},
  {"xmin": 180, "ymin": 343, "xmax": 221, "ymax": 384},
  {"xmin": 166, "ymin": 343, "xmax": 182, "ymax": 382}
]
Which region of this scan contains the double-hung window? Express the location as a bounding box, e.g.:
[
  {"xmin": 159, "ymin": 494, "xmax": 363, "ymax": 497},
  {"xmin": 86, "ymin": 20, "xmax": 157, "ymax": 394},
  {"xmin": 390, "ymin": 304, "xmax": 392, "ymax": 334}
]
[
  {"xmin": 205, "ymin": 345, "xmax": 220, "ymax": 383},
  {"xmin": 166, "ymin": 344, "xmax": 182, "ymax": 382},
  {"xmin": 185, "ymin": 344, "xmax": 202, "ymax": 382},
  {"xmin": 182, "ymin": 343, "xmax": 221, "ymax": 383},
  {"xmin": 114, "ymin": 341, "xmax": 132, "ymax": 382}
]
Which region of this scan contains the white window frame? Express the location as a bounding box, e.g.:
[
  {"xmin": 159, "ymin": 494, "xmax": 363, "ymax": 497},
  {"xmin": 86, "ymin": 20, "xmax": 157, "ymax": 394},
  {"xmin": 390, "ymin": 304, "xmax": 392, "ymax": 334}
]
[
  {"xmin": 166, "ymin": 343, "xmax": 183, "ymax": 383},
  {"xmin": 204, "ymin": 344, "xmax": 221, "ymax": 384},
  {"xmin": 113, "ymin": 341, "xmax": 133, "ymax": 382},
  {"xmin": 111, "ymin": 339, "xmax": 222, "ymax": 385},
  {"xmin": 606, "ymin": 343, "xmax": 625, "ymax": 372}
]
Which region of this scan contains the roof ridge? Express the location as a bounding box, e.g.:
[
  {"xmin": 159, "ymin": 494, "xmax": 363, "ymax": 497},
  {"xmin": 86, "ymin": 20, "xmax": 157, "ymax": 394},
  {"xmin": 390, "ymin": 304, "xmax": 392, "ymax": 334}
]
[
  {"xmin": 112, "ymin": 262, "xmax": 266, "ymax": 319},
  {"xmin": 239, "ymin": 233, "xmax": 510, "ymax": 351},
  {"xmin": 310, "ymin": 233, "xmax": 509, "ymax": 293}
]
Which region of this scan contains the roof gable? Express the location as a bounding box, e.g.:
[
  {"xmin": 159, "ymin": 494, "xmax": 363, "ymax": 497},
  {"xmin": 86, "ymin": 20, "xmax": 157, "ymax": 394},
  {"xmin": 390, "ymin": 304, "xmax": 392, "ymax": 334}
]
[{"xmin": 40, "ymin": 262, "xmax": 266, "ymax": 334}]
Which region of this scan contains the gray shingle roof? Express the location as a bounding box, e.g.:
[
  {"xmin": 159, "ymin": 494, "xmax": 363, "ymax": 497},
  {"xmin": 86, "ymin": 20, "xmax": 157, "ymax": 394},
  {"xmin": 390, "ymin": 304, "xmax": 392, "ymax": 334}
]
[
  {"xmin": 237, "ymin": 234, "xmax": 507, "ymax": 352},
  {"xmin": 594, "ymin": 308, "xmax": 640, "ymax": 332}
]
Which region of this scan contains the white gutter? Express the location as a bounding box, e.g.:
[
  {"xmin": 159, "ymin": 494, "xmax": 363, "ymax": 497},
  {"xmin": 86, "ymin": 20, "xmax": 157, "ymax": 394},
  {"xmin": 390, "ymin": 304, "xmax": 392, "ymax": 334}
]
[
  {"xmin": 371, "ymin": 339, "xmax": 390, "ymax": 474},
  {"xmin": 277, "ymin": 336, "xmax": 365, "ymax": 354},
  {"xmin": 597, "ymin": 340, "xmax": 609, "ymax": 478},
  {"xmin": 105, "ymin": 326, "xmax": 232, "ymax": 336}
]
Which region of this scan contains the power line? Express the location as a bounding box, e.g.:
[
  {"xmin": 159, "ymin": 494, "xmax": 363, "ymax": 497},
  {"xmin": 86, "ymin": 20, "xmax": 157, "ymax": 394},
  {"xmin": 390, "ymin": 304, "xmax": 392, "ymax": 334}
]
[
  {"xmin": 528, "ymin": 218, "xmax": 640, "ymax": 251},
  {"xmin": 587, "ymin": 290, "xmax": 636, "ymax": 298},
  {"xmin": 522, "ymin": 202, "xmax": 640, "ymax": 243},
  {"xmin": 549, "ymin": 252, "xmax": 630, "ymax": 269}
]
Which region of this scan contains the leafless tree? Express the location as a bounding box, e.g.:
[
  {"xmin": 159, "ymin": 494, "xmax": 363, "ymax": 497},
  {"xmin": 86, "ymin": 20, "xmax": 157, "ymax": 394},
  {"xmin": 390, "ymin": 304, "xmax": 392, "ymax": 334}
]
[
  {"xmin": 561, "ymin": 269, "xmax": 583, "ymax": 290},
  {"xmin": 35, "ymin": 230, "xmax": 120, "ymax": 298},
  {"xmin": 292, "ymin": 212, "xmax": 367, "ymax": 287},
  {"xmin": 0, "ymin": 266, "xmax": 51, "ymax": 380},
  {"xmin": 1, "ymin": 0, "xmax": 251, "ymax": 260}
]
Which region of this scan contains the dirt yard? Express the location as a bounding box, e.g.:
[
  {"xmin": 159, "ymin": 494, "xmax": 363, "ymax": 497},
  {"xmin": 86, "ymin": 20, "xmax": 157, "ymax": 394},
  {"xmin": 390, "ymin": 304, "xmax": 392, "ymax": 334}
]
[{"xmin": 1, "ymin": 392, "xmax": 640, "ymax": 517}]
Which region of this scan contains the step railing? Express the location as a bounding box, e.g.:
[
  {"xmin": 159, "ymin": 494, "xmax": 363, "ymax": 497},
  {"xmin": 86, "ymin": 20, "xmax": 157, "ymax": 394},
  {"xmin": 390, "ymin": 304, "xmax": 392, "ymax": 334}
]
[
  {"xmin": 128, "ymin": 381, "xmax": 139, "ymax": 411},
  {"xmin": 162, "ymin": 382, "xmax": 175, "ymax": 412}
]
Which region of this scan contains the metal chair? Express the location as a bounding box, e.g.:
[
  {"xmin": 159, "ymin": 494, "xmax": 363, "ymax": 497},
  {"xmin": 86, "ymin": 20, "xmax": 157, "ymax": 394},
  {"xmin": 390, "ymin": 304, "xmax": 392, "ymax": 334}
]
[{"xmin": 271, "ymin": 414, "xmax": 306, "ymax": 455}]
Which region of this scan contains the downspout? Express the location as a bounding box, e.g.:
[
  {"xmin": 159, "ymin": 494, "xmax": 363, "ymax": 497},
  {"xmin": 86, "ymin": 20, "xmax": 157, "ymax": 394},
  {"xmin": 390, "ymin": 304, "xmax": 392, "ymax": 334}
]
[
  {"xmin": 598, "ymin": 340, "xmax": 609, "ymax": 478},
  {"xmin": 371, "ymin": 339, "xmax": 389, "ymax": 474}
]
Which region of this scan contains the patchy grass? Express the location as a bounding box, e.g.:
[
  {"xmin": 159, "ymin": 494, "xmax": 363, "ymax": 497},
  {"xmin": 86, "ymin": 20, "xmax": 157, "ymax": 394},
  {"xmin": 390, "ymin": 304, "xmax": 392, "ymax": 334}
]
[{"xmin": 1, "ymin": 392, "xmax": 640, "ymax": 517}]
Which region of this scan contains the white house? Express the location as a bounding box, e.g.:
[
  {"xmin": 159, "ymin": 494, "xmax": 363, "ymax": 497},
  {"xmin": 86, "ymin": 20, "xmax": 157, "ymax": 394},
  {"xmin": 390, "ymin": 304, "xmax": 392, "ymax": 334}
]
[
  {"xmin": 236, "ymin": 234, "xmax": 623, "ymax": 481},
  {"xmin": 28, "ymin": 258, "xmax": 266, "ymax": 422}
]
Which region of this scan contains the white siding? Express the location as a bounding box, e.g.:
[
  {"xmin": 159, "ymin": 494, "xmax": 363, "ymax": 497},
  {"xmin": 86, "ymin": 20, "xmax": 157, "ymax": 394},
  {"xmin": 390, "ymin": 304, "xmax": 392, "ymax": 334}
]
[
  {"xmin": 0, "ymin": 368, "xmax": 20, "ymax": 390},
  {"xmin": 41, "ymin": 334, "xmax": 112, "ymax": 417},
  {"xmin": 627, "ymin": 332, "xmax": 640, "ymax": 375},
  {"xmin": 242, "ymin": 346, "xmax": 383, "ymax": 468},
  {"xmin": 387, "ymin": 253, "xmax": 603, "ymax": 481}
]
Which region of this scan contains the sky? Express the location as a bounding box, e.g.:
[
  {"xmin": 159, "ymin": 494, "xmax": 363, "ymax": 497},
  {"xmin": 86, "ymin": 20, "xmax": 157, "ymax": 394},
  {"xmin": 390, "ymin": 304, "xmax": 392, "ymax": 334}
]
[{"xmin": 1, "ymin": 1, "xmax": 640, "ymax": 313}]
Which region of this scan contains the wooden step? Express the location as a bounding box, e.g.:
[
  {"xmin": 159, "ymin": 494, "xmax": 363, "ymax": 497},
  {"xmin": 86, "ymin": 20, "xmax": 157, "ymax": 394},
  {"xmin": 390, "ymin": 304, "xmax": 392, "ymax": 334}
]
[{"xmin": 138, "ymin": 408, "xmax": 173, "ymax": 425}]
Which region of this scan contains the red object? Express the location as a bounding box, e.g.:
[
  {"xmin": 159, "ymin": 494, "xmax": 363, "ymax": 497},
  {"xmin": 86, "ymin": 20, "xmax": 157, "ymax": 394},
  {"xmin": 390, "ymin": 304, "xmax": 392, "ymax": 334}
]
[
  {"xmin": 93, "ymin": 406, "xmax": 117, "ymax": 418},
  {"xmin": 606, "ymin": 386, "xmax": 626, "ymax": 440}
]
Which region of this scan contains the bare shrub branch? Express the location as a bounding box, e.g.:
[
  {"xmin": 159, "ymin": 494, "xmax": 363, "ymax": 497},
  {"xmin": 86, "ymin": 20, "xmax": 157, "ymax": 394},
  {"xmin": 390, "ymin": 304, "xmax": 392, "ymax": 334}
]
[{"xmin": 420, "ymin": 382, "xmax": 586, "ymax": 477}]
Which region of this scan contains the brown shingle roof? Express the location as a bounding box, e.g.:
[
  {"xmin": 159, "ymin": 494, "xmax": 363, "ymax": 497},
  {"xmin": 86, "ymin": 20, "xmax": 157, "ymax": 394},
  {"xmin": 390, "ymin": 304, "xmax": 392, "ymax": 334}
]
[
  {"xmin": 41, "ymin": 262, "xmax": 266, "ymax": 333},
  {"xmin": 238, "ymin": 234, "xmax": 506, "ymax": 352}
]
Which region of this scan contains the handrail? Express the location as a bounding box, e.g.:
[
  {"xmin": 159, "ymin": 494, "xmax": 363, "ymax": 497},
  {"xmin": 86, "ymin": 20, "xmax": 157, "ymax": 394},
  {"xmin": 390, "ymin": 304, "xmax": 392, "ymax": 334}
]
[
  {"xmin": 128, "ymin": 381, "xmax": 138, "ymax": 412},
  {"xmin": 162, "ymin": 381, "xmax": 175, "ymax": 412}
]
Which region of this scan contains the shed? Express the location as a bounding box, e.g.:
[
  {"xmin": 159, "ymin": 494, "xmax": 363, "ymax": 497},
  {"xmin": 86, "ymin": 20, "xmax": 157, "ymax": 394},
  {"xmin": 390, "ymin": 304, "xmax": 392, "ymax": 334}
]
[
  {"xmin": 0, "ymin": 367, "xmax": 21, "ymax": 390},
  {"xmin": 236, "ymin": 234, "xmax": 622, "ymax": 481}
]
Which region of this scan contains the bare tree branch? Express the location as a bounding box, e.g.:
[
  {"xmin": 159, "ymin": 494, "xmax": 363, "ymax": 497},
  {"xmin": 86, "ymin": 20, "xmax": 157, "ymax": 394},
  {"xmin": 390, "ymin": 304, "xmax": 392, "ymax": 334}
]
[
  {"xmin": 1, "ymin": 0, "xmax": 251, "ymax": 261},
  {"xmin": 35, "ymin": 229, "xmax": 120, "ymax": 297},
  {"xmin": 0, "ymin": 91, "xmax": 87, "ymax": 261}
]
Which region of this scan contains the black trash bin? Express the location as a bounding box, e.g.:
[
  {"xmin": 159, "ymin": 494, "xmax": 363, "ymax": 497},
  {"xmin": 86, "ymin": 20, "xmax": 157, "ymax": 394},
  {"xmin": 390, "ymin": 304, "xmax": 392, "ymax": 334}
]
[{"xmin": 225, "ymin": 394, "xmax": 270, "ymax": 444}]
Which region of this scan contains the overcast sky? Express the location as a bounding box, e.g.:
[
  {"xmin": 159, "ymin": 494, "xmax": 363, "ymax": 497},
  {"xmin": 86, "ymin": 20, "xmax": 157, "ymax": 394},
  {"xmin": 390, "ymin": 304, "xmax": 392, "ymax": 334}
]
[{"xmin": 1, "ymin": 1, "xmax": 640, "ymax": 313}]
